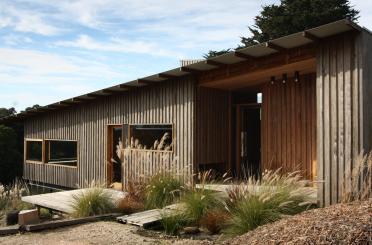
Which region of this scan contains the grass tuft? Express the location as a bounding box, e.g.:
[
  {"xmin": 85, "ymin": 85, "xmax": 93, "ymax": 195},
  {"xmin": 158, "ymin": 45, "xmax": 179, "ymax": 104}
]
[
  {"xmin": 200, "ymin": 208, "xmax": 229, "ymax": 234},
  {"xmin": 225, "ymin": 169, "xmax": 314, "ymax": 235},
  {"xmin": 118, "ymin": 181, "xmax": 145, "ymax": 214},
  {"xmin": 144, "ymin": 173, "xmax": 183, "ymax": 209},
  {"xmin": 71, "ymin": 187, "xmax": 116, "ymax": 217},
  {"xmin": 160, "ymin": 211, "xmax": 187, "ymax": 236}
]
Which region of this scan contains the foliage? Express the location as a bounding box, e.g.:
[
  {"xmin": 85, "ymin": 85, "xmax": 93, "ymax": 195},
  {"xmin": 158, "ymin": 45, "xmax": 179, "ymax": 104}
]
[
  {"xmin": 342, "ymin": 151, "xmax": 372, "ymax": 202},
  {"xmin": 117, "ymin": 181, "xmax": 145, "ymax": 214},
  {"xmin": 181, "ymin": 171, "xmax": 223, "ymax": 225},
  {"xmin": 71, "ymin": 187, "xmax": 116, "ymax": 217},
  {"xmin": 144, "ymin": 173, "xmax": 183, "ymax": 209},
  {"xmin": 200, "ymin": 208, "xmax": 229, "ymax": 234},
  {"xmin": 202, "ymin": 49, "xmax": 232, "ymax": 59},
  {"xmin": 0, "ymin": 108, "xmax": 16, "ymax": 119},
  {"xmin": 225, "ymin": 169, "xmax": 314, "ymax": 235},
  {"xmin": 160, "ymin": 212, "xmax": 187, "ymax": 236},
  {"xmin": 0, "ymin": 125, "xmax": 22, "ymax": 185},
  {"xmin": 204, "ymin": 0, "xmax": 359, "ymax": 58}
]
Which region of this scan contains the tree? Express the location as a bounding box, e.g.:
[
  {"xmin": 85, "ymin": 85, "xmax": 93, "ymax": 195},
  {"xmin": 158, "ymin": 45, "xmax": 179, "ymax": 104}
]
[
  {"xmin": 0, "ymin": 107, "xmax": 16, "ymax": 119},
  {"xmin": 0, "ymin": 125, "xmax": 22, "ymax": 185},
  {"xmin": 203, "ymin": 49, "xmax": 232, "ymax": 59},
  {"xmin": 25, "ymin": 104, "xmax": 40, "ymax": 111},
  {"xmin": 204, "ymin": 0, "xmax": 359, "ymax": 57}
]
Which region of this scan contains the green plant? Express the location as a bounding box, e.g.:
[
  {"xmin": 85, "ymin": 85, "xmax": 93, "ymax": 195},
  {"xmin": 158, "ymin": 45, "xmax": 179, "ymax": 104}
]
[
  {"xmin": 200, "ymin": 208, "xmax": 229, "ymax": 234},
  {"xmin": 145, "ymin": 173, "xmax": 183, "ymax": 209},
  {"xmin": 225, "ymin": 169, "xmax": 314, "ymax": 235},
  {"xmin": 71, "ymin": 188, "xmax": 116, "ymax": 217},
  {"xmin": 160, "ymin": 212, "xmax": 187, "ymax": 236},
  {"xmin": 182, "ymin": 188, "xmax": 222, "ymax": 225}
]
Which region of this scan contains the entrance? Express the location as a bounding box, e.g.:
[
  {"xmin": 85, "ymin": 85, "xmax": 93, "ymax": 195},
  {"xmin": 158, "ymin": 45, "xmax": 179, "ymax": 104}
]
[
  {"xmin": 107, "ymin": 125, "xmax": 122, "ymax": 189},
  {"xmin": 236, "ymin": 105, "xmax": 261, "ymax": 178}
]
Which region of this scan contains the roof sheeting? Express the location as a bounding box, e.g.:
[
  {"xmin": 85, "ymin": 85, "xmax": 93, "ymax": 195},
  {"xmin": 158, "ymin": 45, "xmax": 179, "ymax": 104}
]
[{"xmin": 0, "ymin": 19, "xmax": 364, "ymax": 122}]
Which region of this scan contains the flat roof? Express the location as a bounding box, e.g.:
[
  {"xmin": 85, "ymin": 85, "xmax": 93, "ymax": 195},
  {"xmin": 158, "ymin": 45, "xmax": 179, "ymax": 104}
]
[{"xmin": 0, "ymin": 19, "xmax": 364, "ymax": 122}]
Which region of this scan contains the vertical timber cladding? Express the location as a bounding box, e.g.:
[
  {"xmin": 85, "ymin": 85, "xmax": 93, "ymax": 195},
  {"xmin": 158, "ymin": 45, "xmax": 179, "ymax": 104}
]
[
  {"xmin": 261, "ymin": 73, "xmax": 316, "ymax": 180},
  {"xmin": 195, "ymin": 87, "xmax": 229, "ymax": 172},
  {"xmin": 23, "ymin": 77, "xmax": 196, "ymax": 188},
  {"xmin": 316, "ymin": 31, "xmax": 372, "ymax": 207}
]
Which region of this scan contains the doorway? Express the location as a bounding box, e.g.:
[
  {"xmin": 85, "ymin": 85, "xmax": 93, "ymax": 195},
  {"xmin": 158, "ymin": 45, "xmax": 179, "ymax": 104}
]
[
  {"xmin": 236, "ymin": 104, "xmax": 261, "ymax": 178},
  {"xmin": 107, "ymin": 125, "xmax": 122, "ymax": 189}
]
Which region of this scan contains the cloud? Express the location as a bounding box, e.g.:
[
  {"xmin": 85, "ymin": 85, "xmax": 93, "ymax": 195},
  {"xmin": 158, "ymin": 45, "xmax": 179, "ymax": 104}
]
[
  {"xmin": 0, "ymin": 2, "xmax": 62, "ymax": 36},
  {"xmin": 55, "ymin": 34, "xmax": 182, "ymax": 57},
  {"xmin": 2, "ymin": 34, "xmax": 33, "ymax": 46}
]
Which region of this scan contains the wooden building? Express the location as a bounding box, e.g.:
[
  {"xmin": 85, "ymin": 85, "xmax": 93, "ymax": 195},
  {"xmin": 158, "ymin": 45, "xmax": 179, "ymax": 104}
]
[{"xmin": 2, "ymin": 20, "xmax": 371, "ymax": 206}]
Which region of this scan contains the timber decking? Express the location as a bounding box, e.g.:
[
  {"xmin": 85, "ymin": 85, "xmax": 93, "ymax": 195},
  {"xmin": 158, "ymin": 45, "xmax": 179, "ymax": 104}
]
[
  {"xmin": 117, "ymin": 204, "xmax": 183, "ymax": 228},
  {"xmin": 21, "ymin": 189, "xmax": 126, "ymax": 214}
]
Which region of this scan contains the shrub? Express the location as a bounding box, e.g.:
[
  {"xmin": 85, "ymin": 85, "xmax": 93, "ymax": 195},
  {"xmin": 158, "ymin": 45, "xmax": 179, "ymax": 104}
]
[
  {"xmin": 182, "ymin": 188, "xmax": 222, "ymax": 226},
  {"xmin": 71, "ymin": 188, "xmax": 116, "ymax": 217},
  {"xmin": 225, "ymin": 169, "xmax": 314, "ymax": 235},
  {"xmin": 117, "ymin": 181, "xmax": 145, "ymax": 214},
  {"xmin": 200, "ymin": 208, "xmax": 229, "ymax": 234},
  {"xmin": 160, "ymin": 212, "xmax": 187, "ymax": 236},
  {"xmin": 145, "ymin": 173, "xmax": 183, "ymax": 209}
]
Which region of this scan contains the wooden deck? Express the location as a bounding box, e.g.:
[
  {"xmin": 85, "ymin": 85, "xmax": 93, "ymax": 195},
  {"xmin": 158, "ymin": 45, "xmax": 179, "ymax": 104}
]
[{"xmin": 22, "ymin": 189, "xmax": 126, "ymax": 214}]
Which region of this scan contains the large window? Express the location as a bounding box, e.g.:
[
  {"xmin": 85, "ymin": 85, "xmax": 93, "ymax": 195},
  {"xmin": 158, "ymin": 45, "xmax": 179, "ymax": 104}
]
[
  {"xmin": 25, "ymin": 140, "xmax": 43, "ymax": 162},
  {"xmin": 128, "ymin": 124, "xmax": 173, "ymax": 151},
  {"xmin": 46, "ymin": 140, "xmax": 77, "ymax": 166}
]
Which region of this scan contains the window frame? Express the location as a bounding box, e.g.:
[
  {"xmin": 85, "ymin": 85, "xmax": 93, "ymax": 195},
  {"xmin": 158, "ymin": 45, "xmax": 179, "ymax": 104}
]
[
  {"xmin": 126, "ymin": 123, "xmax": 174, "ymax": 153},
  {"xmin": 44, "ymin": 138, "xmax": 78, "ymax": 168},
  {"xmin": 24, "ymin": 138, "xmax": 44, "ymax": 164}
]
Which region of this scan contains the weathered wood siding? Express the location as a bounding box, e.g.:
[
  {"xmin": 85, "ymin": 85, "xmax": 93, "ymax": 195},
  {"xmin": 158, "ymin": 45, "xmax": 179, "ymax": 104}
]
[
  {"xmin": 261, "ymin": 73, "xmax": 317, "ymax": 180},
  {"xmin": 195, "ymin": 87, "xmax": 229, "ymax": 172},
  {"xmin": 24, "ymin": 78, "xmax": 196, "ymax": 188},
  {"xmin": 316, "ymin": 31, "xmax": 372, "ymax": 206}
]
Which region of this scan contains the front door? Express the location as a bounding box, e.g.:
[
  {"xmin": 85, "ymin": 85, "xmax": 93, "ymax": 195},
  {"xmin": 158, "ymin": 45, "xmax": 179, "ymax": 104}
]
[
  {"xmin": 107, "ymin": 125, "xmax": 122, "ymax": 189},
  {"xmin": 236, "ymin": 105, "xmax": 261, "ymax": 178}
]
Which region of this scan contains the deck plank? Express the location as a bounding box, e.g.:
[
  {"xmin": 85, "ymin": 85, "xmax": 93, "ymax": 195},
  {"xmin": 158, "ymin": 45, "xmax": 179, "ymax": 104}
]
[{"xmin": 22, "ymin": 189, "xmax": 126, "ymax": 214}]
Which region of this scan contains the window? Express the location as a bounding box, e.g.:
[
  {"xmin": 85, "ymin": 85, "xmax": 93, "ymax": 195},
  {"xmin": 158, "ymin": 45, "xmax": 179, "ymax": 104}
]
[
  {"xmin": 128, "ymin": 124, "xmax": 173, "ymax": 151},
  {"xmin": 45, "ymin": 140, "xmax": 77, "ymax": 167},
  {"xmin": 25, "ymin": 140, "xmax": 43, "ymax": 162}
]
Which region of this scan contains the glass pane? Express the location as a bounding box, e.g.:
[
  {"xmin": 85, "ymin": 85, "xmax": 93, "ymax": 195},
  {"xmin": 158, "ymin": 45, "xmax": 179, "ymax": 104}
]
[
  {"xmin": 26, "ymin": 141, "xmax": 42, "ymax": 161},
  {"xmin": 48, "ymin": 140, "xmax": 77, "ymax": 164},
  {"xmin": 130, "ymin": 124, "xmax": 172, "ymax": 150}
]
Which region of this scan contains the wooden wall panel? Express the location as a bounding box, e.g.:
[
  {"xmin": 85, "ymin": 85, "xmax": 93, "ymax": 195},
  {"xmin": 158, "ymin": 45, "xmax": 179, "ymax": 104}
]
[
  {"xmin": 195, "ymin": 87, "xmax": 229, "ymax": 171},
  {"xmin": 316, "ymin": 31, "xmax": 372, "ymax": 206},
  {"xmin": 261, "ymin": 73, "xmax": 316, "ymax": 180},
  {"xmin": 23, "ymin": 77, "xmax": 195, "ymax": 188}
]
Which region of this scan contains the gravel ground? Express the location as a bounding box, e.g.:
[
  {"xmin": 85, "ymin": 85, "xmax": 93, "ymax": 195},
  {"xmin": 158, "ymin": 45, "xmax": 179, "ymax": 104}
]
[
  {"xmin": 224, "ymin": 199, "xmax": 372, "ymax": 245},
  {"xmin": 0, "ymin": 221, "xmax": 210, "ymax": 245}
]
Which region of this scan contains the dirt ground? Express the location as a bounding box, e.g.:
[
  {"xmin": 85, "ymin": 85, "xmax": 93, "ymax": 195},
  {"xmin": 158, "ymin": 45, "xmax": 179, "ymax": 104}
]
[
  {"xmin": 225, "ymin": 199, "xmax": 372, "ymax": 245},
  {"xmin": 0, "ymin": 221, "xmax": 212, "ymax": 245}
]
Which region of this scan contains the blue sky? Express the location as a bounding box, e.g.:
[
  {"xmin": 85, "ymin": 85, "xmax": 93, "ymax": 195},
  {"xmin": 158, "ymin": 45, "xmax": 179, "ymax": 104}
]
[{"xmin": 1, "ymin": 0, "xmax": 371, "ymax": 112}]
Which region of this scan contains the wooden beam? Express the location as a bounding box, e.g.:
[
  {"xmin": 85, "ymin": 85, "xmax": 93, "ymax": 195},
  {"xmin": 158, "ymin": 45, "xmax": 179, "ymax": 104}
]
[
  {"xmin": 158, "ymin": 73, "xmax": 178, "ymax": 79},
  {"xmin": 86, "ymin": 93, "xmax": 109, "ymax": 98},
  {"xmin": 137, "ymin": 79, "xmax": 156, "ymax": 85},
  {"xmin": 180, "ymin": 66, "xmax": 201, "ymax": 73},
  {"xmin": 266, "ymin": 42, "xmax": 287, "ymax": 52},
  {"xmin": 205, "ymin": 59, "xmax": 228, "ymax": 67},
  {"xmin": 302, "ymin": 31, "xmax": 320, "ymax": 42},
  {"xmin": 234, "ymin": 51, "xmax": 255, "ymax": 60},
  {"xmin": 118, "ymin": 84, "xmax": 132, "ymax": 90}
]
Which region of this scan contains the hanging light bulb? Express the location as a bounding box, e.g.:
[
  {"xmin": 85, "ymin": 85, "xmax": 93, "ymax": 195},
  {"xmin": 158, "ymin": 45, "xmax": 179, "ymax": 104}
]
[
  {"xmin": 282, "ymin": 73, "xmax": 287, "ymax": 83},
  {"xmin": 294, "ymin": 71, "xmax": 300, "ymax": 82},
  {"xmin": 270, "ymin": 76, "xmax": 275, "ymax": 84}
]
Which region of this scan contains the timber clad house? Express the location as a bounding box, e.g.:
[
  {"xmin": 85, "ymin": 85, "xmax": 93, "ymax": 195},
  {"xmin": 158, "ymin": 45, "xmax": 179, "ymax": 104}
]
[{"xmin": 2, "ymin": 20, "xmax": 371, "ymax": 206}]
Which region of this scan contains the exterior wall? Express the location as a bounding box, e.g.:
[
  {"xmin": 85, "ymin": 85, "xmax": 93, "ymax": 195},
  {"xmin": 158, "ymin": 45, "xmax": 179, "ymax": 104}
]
[
  {"xmin": 24, "ymin": 77, "xmax": 196, "ymax": 188},
  {"xmin": 261, "ymin": 73, "xmax": 316, "ymax": 180},
  {"xmin": 316, "ymin": 31, "xmax": 372, "ymax": 206},
  {"xmin": 195, "ymin": 87, "xmax": 229, "ymax": 172}
]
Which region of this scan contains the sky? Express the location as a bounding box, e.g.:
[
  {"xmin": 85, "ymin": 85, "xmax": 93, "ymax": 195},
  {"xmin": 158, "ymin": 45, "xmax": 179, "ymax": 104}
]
[{"xmin": 0, "ymin": 0, "xmax": 371, "ymax": 112}]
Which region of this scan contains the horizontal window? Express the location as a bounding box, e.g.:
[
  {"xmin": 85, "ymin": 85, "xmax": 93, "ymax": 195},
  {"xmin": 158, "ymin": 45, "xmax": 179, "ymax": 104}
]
[
  {"xmin": 46, "ymin": 140, "xmax": 77, "ymax": 167},
  {"xmin": 127, "ymin": 124, "xmax": 173, "ymax": 151},
  {"xmin": 25, "ymin": 140, "xmax": 43, "ymax": 162}
]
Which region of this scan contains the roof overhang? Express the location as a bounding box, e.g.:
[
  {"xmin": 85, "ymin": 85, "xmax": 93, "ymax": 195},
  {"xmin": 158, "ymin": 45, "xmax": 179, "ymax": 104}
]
[{"xmin": 0, "ymin": 19, "xmax": 363, "ymax": 123}]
